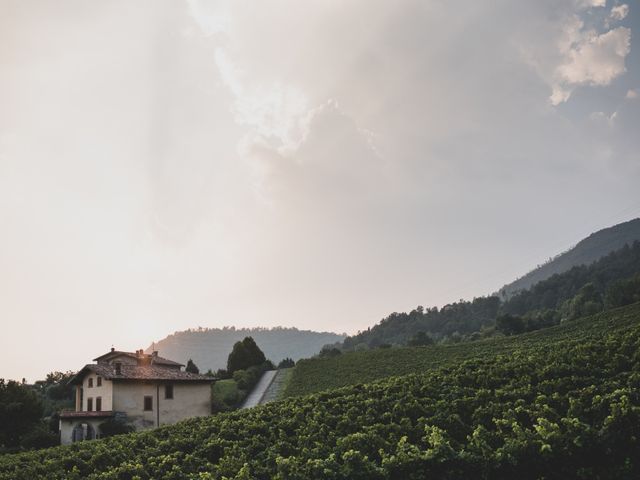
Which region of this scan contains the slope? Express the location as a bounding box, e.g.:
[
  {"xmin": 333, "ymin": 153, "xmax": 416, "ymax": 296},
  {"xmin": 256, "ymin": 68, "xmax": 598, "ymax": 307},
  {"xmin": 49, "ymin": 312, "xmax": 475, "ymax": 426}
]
[
  {"xmin": 499, "ymin": 217, "xmax": 640, "ymax": 298},
  {"xmin": 285, "ymin": 301, "xmax": 640, "ymax": 397},
  {"xmin": 342, "ymin": 238, "xmax": 640, "ymax": 349},
  {"xmin": 1, "ymin": 302, "xmax": 639, "ymax": 479}
]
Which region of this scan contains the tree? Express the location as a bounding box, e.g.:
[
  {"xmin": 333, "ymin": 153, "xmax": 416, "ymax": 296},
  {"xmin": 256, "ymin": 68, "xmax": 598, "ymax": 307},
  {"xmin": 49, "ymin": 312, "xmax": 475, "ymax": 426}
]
[
  {"xmin": 278, "ymin": 358, "xmax": 295, "ymax": 369},
  {"xmin": 407, "ymin": 331, "xmax": 434, "ymax": 347},
  {"xmin": 605, "ymin": 274, "xmax": 640, "ymax": 309},
  {"xmin": 319, "ymin": 347, "xmax": 342, "ymax": 357},
  {"xmin": 0, "ymin": 379, "xmax": 43, "ymax": 451},
  {"xmin": 560, "ymin": 282, "xmax": 603, "ymax": 321},
  {"xmin": 185, "ymin": 359, "xmax": 200, "ymax": 374},
  {"xmin": 227, "ymin": 337, "xmax": 267, "ymax": 373},
  {"xmin": 495, "ymin": 314, "xmax": 526, "ymax": 335}
]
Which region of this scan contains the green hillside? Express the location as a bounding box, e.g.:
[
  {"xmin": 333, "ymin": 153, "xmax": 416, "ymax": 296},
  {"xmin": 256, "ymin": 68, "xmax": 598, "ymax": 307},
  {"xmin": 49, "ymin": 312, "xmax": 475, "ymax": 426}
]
[
  {"xmin": 499, "ymin": 217, "xmax": 640, "ymax": 298},
  {"xmin": 1, "ymin": 303, "xmax": 639, "ymax": 479},
  {"xmin": 342, "ymin": 239, "xmax": 640, "ymax": 349},
  {"xmin": 285, "ymin": 300, "xmax": 640, "ymax": 397}
]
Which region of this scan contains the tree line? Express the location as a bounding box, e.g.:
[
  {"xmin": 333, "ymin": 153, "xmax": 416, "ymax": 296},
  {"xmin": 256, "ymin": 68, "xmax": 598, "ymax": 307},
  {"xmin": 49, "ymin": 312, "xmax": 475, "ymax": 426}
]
[{"xmin": 341, "ymin": 241, "xmax": 640, "ymax": 349}]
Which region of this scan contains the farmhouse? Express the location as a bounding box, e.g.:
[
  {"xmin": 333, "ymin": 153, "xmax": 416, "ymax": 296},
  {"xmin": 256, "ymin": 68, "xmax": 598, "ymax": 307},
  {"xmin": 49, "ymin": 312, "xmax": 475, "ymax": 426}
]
[{"xmin": 60, "ymin": 348, "xmax": 215, "ymax": 445}]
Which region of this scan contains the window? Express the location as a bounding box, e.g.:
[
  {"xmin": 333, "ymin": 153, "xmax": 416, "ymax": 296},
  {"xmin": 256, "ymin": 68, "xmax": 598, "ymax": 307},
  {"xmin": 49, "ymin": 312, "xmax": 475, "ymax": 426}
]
[
  {"xmin": 165, "ymin": 384, "xmax": 174, "ymax": 400},
  {"xmin": 97, "ymin": 376, "xmax": 102, "ymax": 387},
  {"xmin": 115, "ymin": 362, "xmax": 122, "ymax": 375},
  {"xmin": 143, "ymin": 395, "xmax": 153, "ymax": 411},
  {"xmin": 88, "ymin": 378, "xmax": 93, "ymax": 388},
  {"xmin": 96, "ymin": 397, "xmax": 102, "ymax": 412},
  {"xmin": 87, "ymin": 398, "xmax": 93, "ymax": 412}
]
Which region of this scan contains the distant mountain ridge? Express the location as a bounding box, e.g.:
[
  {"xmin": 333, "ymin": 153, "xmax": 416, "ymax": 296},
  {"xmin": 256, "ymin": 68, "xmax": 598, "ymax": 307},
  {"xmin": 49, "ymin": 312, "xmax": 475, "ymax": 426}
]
[
  {"xmin": 498, "ymin": 217, "xmax": 640, "ymax": 299},
  {"xmin": 146, "ymin": 327, "xmax": 345, "ymax": 373}
]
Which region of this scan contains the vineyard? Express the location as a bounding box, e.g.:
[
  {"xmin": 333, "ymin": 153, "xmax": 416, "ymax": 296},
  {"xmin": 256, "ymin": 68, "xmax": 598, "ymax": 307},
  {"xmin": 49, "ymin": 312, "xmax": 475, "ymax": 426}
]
[
  {"xmin": 283, "ymin": 303, "xmax": 640, "ymax": 396},
  {"xmin": 1, "ymin": 303, "xmax": 639, "ymax": 479}
]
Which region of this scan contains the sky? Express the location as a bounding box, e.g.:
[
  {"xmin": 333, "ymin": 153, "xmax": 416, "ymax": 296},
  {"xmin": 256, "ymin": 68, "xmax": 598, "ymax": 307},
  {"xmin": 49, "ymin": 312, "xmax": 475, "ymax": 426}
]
[{"xmin": 1, "ymin": 0, "xmax": 639, "ymax": 381}]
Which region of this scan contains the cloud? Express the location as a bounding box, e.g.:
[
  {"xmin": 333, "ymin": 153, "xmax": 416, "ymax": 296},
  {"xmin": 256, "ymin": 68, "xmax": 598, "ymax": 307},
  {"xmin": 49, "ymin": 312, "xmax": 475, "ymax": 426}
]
[
  {"xmin": 589, "ymin": 110, "xmax": 618, "ymax": 127},
  {"xmin": 557, "ymin": 27, "xmax": 630, "ymax": 85},
  {"xmin": 214, "ymin": 48, "xmax": 313, "ymax": 156},
  {"xmin": 576, "ymin": 0, "xmax": 606, "ymax": 7},
  {"xmin": 2, "ymin": 0, "xmax": 640, "ymax": 381},
  {"xmin": 626, "ymin": 88, "xmax": 639, "ymax": 99},
  {"xmin": 550, "ymin": 23, "xmax": 631, "ymax": 104},
  {"xmin": 610, "ymin": 4, "xmax": 629, "ymax": 22}
]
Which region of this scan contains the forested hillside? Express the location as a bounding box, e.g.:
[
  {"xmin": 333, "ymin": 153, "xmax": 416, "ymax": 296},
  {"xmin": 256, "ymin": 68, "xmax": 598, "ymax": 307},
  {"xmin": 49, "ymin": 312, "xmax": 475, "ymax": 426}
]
[
  {"xmin": 146, "ymin": 327, "xmax": 344, "ymax": 372},
  {"xmin": 499, "ymin": 217, "xmax": 640, "ymax": 298},
  {"xmin": 1, "ymin": 303, "xmax": 639, "ymax": 479},
  {"xmin": 343, "ymin": 239, "xmax": 640, "ymax": 349}
]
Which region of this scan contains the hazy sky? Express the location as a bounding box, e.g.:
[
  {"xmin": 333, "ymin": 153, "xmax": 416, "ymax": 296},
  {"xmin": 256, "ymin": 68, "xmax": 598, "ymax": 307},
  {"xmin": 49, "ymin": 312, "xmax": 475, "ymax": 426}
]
[{"xmin": 1, "ymin": 0, "xmax": 639, "ymax": 381}]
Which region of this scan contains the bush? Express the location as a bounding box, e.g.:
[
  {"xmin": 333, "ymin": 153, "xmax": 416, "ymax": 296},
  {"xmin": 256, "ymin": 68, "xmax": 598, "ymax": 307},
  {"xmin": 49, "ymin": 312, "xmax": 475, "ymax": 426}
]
[
  {"xmin": 319, "ymin": 347, "xmax": 343, "ymax": 357},
  {"xmin": 18, "ymin": 424, "xmax": 58, "ymax": 450},
  {"xmin": 98, "ymin": 419, "xmax": 134, "ymax": 438},
  {"xmin": 278, "ymin": 358, "xmax": 295, "ymax": 369},
  {"xmin": 407, "ymin": 331, "xmax": 433, "ymax": 346}
]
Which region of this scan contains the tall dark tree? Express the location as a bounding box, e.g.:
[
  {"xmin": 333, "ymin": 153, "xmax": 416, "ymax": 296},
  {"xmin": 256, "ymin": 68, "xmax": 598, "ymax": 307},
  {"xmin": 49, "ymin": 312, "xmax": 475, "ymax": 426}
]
[
  {"xmin": 227, "ymin": 337, "xmax": 267, "ymax": 373},
  {"xmin": 185, "ymin": 359, "xmax": 200, "ymax": 374}
]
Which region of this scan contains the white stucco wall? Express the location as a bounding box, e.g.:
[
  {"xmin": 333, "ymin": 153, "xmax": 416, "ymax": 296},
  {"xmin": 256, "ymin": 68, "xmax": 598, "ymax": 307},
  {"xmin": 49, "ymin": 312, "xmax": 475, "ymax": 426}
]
[
  {"xmin": 59, "ymin": 418, "xmax": 104, "ymax": 446},
  {"xmin": 112, "ymin": 381, "xmax": 211, "ymax": 430},
  {"xmin": 82, "ymin": 374, "xmax": 113, "ymax": 411}
]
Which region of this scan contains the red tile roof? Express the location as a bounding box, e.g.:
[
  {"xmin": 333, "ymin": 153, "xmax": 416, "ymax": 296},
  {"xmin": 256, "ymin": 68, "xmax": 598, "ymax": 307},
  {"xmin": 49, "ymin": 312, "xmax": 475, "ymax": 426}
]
[{"xmin": 92, "ymin": 350, "xmax": 183, "ymax": 367}]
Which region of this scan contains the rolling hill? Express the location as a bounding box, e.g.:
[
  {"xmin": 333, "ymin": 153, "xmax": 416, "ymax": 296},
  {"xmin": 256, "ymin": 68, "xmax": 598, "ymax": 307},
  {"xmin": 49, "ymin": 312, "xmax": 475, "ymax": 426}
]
[
  {"xmin": 342, "ymin": 231, "xmax": 640, "ymax": 349},
  {"xmin": 2, "ymin": 302, "xmax": 639, "ymax": 479},
  {"xmin": 146, "ymin": 327, "xmax": 345, "ymax": 372},
  {"xmin": 498, "ymin": 217, "xmax": 640, "ymax": 298}
]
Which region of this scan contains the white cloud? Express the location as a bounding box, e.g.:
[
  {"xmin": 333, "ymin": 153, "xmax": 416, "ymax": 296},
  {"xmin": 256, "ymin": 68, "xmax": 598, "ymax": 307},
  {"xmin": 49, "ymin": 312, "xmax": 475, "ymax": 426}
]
[
  {"xmin": 186, "ymin": 0, "xmax": 231, "ymax": 36},
  {"xmin": 549, "ymin": 21, "xmax": 631, "ymax": 104},
  {"xmin": 557, "ymin": 27, "xmax": 630, "ymax": 85},
  {"xmin": 214, "ymin": 48, "xmax": 314, "ymax": 156},
  {"xmin": 576, "ymin": 0, "xmax": 606, "ymax": 7},
  {"xmin": 589, "ymin": 110, "xmax": 618, "ymax": 126},
  {"xmin": 610, "ymin": 4, "xmax": 629, "ymax": 22},
  {"xmin": 626, "ymin": 88, "xmax": 639, "ymax": 99}
]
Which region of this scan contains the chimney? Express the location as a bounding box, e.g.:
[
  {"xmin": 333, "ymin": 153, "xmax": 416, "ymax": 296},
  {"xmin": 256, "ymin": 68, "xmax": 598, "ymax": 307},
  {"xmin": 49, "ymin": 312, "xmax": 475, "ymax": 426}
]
[{"xmin": 111, "ymin": 347, "xmax": 115, "ymax": 352}]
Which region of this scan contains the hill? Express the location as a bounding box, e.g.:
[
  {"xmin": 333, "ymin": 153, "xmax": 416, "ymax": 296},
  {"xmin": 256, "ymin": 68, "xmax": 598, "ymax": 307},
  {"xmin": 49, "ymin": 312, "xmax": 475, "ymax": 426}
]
[
  {"xmin": 498, "ymin": 217, "xmax": 640, "ymax": 298},
  {"xmin": 342, "ymin": 238, "xmax": 640, "ymax": 349},
  {"xmin": 284, "ymin": 301, "xmax": 640, "ymax": 397},
  {"xmin": 146, "ymin": 327, "xmax": 345, "ymax": 372},
  {"xmin": 2, "ymin": 303, "xmax": 639, "ymax": 479}
]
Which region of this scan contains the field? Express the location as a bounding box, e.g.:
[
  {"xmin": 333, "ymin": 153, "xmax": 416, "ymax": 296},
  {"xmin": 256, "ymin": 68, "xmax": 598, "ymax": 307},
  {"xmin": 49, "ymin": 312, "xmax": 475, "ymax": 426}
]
[{"xmin": 0, "ymin": 303, "xmax": 639, "ymax": 479}]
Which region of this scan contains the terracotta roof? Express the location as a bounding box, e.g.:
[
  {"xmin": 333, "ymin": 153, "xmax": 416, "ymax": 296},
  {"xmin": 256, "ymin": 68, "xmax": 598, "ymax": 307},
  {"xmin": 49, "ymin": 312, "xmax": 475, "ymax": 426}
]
[
  {"xmin": 69, "ymin": 363, "xmax": 215, "ymax": 384},
  {"xmin": 92, "ymin": 350, "xmax": 183, "ymax": 367},
  {"xmin": 59, "ymin": 410, "xmax": 115, "ymax": 419}
]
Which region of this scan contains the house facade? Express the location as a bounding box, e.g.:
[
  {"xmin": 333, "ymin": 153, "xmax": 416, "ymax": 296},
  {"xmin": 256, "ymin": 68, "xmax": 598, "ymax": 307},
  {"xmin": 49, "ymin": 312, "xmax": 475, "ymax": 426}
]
[{"xmin": 60, "ymin": 348, "xmax": 215, "ymax": 445}]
